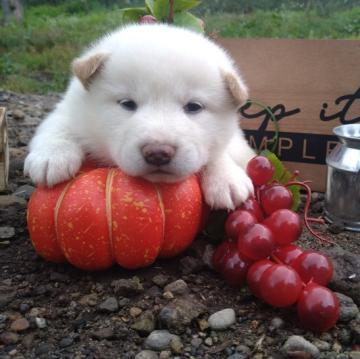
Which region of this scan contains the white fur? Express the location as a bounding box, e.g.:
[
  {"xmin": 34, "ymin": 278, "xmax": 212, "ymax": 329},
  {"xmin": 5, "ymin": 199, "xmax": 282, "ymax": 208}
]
[{"xmin": 24, "ymin": 24, "xmax": 255, "ymax": 210}]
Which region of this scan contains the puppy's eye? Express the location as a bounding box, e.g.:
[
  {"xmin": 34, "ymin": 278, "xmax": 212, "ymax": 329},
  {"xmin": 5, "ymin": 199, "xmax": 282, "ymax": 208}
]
[
  {"xmin": 184, "ymin": 102, "xmax": 203, "ymax": 114},
  {"xmin": 118, "ymin": 99, "xmax": 137, "ymax": 111}
]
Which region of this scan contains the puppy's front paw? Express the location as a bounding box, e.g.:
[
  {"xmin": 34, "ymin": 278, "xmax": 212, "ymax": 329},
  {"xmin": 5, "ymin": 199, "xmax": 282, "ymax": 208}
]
[
  {"xmin": 24, "ymin": 141, "xmax": 84, "ymax": 186},
  {"xmin": 202, "ymin": 164, "xmax": 254, "ymax": 210}
]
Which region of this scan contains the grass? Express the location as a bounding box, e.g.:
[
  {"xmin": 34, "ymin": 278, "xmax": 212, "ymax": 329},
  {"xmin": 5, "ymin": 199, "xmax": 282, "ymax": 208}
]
[{"xmin": 0, "ymin": 4, "xmax": 359, "ymax": 94}]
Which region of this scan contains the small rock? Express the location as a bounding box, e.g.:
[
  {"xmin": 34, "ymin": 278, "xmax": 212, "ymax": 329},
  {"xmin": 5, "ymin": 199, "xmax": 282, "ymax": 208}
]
[
  {"xmin": 10, "ymin": 318, "xmax": 30, "ymax": 332},
  {"xmin": 170, "ymin": 336, "xmax": 183, "ymax": 354},
  {"xmin": 0, "ymin": 332, "xmax": 19, "ymax": 345},
  {"xmin": 350, "ymin": 317, "xmax": 360, "ymax": 343},
  {"xmin": 13, "ymin": 185, "xmax": 35, "ymax": 200},
  {"xmin": 159, "ymin": 351, "xmax": 171, "ymax": 359},
  {"xmin": 131, "ymin": 310, "xmax": 156, "ymax": 336},
  {"xmin": 145, "ymin": 330, "xmax": 180, "ymax": 351},
  {"xmin": 59, "ymin": 336, "xmax": 73, "ymax": 348},
  {"xmin": 282, "ymin": 335, "xmax": 320, "ymax": 358},
  {"xmin": 0, "ymin": 313, "xmax": 7, "ymax": 323},
  {"xmin": 130, "ymin": 307, "xmax": 143, "ymax": 317},
  {"xmin": 202, "ymin": 244, "xmax": 216, "ymax": 269},
  {"xmin": 78, "ymin": 293, "xmax": 98, "ymax": 306},
  {"xmin": 135, "ymin": 350, "xmax": 159, "ymax": 359},
  {"xmin": 22, "ymin": 333, "xmax": 35, "ymax": 348},
  {"xmin": 91, "ymin": 327, "xmax": 114, "ymax": 340},
  {"xmin": 350, "ymin": 352, "xmax": 360, "ymax": 359},
  {"xmin": 190, "ymin": 337, "xmax": 202, "ymax": 348},
  {"xmin": 164, "ymin": 280, "xmax": 189, "ymax": 296},
  {"xmin": 204, "ymin": 337, "xmax": 213, "ymax": 346},
  {"xmin": 111, "ymin": 276, "xmax": 144, "ymax": 297},
  {"xmin": 12, "ymin": 109, "xmax": 26, "ymax": 120},
  {"xmin": 35, "ymin": 343, "xmax": 52, "ymax": 356},
  {"xmin": 208, "ymin": 308, "xmax": 236, "ymax": 330},
  {"xmin": 19, "ymin": 303, "xmax": 30, "ymax": 313},
  {"xmin": 328, "ymin": 222, "xmax": 344, "ymax": 234},
  {"xmin": 336, "ymin": 292, "xmax": 359, "ymax": 322},
  {"xmin": 152, "ymin": 274, "xmax": 170, "ymax": 288},
  {"xmin": 163, "ymin": 291, "xmax": 174, "ymax": 300},
  {"xmin": 269, "ymin": 317, "xmax": 285, "ymax": 331},
  {"xmin": 0, "ymin": 227, "xmax": 15, "ymax": 239},
  {"xmin": 98, "ymin": 296, "xmax": 119, "ymax": 312},
  {"xmin": 158, "ymin": 297, "xmax": 207, "ymax": 332},
  {"xmin": 235, "ymin": 344, "xmax": 251, "ymax": 358},
  {"xmin": 313, "ymin": 339, "xmax": 330, "ymax": 351},
  {"xmin": 332, "ymin": 340, "xmax": 342, "ymax": 353},
  {"xmin": 337, "ymin": 327, "xmax": 352, "ymax": 345},
  {"xmin": 198, "ymin": 318, "xmax": 209, "ymax": 331},
  {"xmin": 179, "ymin": 256, "xmax": 203, "ymax": 275},
  {"xmin": 0, "ymin": 195, "xmax": 27, "ymax": 208},
  {"xmin": 118, "ymin": 297, "xmax": 130, "ymax": 306},
  {"xmin": 35, "ymin": 317, "xmax": 47, "ymax": 329},
  {"xmin": 227, "ymin": 354, "xmax": 248, "ymax": 359}
]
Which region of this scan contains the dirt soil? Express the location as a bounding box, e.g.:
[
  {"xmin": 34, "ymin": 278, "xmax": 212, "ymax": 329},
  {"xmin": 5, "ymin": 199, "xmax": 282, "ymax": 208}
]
[{"xmin": 0, "ymin": 90, "xmax": 359, "ymax": 359}]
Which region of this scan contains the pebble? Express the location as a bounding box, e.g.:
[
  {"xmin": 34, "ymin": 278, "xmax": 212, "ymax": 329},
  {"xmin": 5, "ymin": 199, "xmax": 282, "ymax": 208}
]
[
  {"xmin": 236, "ymin": 345, "xmax": 251, "ymax": 357},
  {"xmin": 152, "ymin": 274, "xmax": 170, "ymax": 288},
  {"xmin": 19, "ymin": 303, "xmax": 30, "ymax": 313},
  {"xmin": 145, "ymin": 330, "xmax": 181, "ymax": 351},
  {"xmin": 0, "ymin": 226, "xmax": 15, "ymax": 239},
  {"xmin": 282, "ymin": 335, "xmax": 320, "ymax": 358},
  {"xmin": 12, "ymin": 109, "xmax": 26, "ymax": 120},
  {"xmin": 91, "ymin": 327, "xmax": 114, "ymax": 340},
  {"xmin": 0, "ymin": 195, "xmax": 27, "ymax": 207},
  {"xmin": 313, "ymin": 338, "xmax": 331, "ymax": 351},
  {"xmin": 111, "ymin": 276, "xmax": 144, "ymax": 297},
  {"xmin": 204, "ymin": 337, "xmax": 213, "ymax": 346},
  {"xmin": 0, "ymin": 332, "xmax": 19, "ymax": 345},
  {"xmin": 179, "ymin": 256, "xmax": 203, "ymax": 275},
  {"xmin": 163, "ymin": 291, "xmax": 174, "ymax": 300},
  {"xmin": 35, "ymin": 343, "xmax": 52, "ymax": 356},
  {"xmin": 98, "ymin": 296, "xmax": 119, "ymax": 312},
  {"xmin": 269, "ymin": 317, "xmax": 285, "ymax": 331},
  {"xmin": 59, "ymin": 336, "xmax": 73, "ymax": 348},
  {"xmin": 227, "ymin": 354, "xmax": 248, "ymax": 359},
  {"xmin": 197, "ymin": 318, "xmax": 209, "ymax": 331},
  {"xmin": 35, "ymin": 317, "xmax": 47, "ymax": 329},
  {"xmin": 350, "ymin": 352, "xmax": 360, "ymax": 359},
  {"xmin": 135, "ymin": 350, "xmax": 159, "ymax": 359},
  {"xmin": 208, "ymin": 308, "xmax": 236, "ymax": 330},
  {"xmin": 164, "ymin": 279, "xmax": 189, "ymax": 296},
  {"xmin": 170, "ymin": 336, "xmax": 183, "ymax": 354},
  {"xmin": 131, "ymin": 310, "xmax": 156, "ymax": 335},
  {"xmin": 190, "ymin": 337, "xmax": 202, "ymax": 348},
  {"xmin": 0, "ymin": 313, "xmax": 7, "ymax": 323},
  {"xmin": 10, "ymin": 318, "xmax": 30, "ymax": 332},
  {"xmin": 158, "ymin": 297, "xmax": 207, "ymax": 332},
  {"xmin": 336, "ymin": 292, "xmax": 359, "ymax": 322},
  {"xmin": 159, "ymin": 351, "xmax": 171, "ymax": 359},
  {"xmin": 130, "ymin": 307, "xmax": 143, "ymax": 317}
]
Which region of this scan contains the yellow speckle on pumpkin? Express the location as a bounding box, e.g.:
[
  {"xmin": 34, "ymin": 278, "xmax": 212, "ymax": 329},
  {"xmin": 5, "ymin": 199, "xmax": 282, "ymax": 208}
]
[
  {"xmin": 113, "ymin": 221, "xmax": 118, "ymax": 230},
  {"xmin": 122, "ymin": 215, "xmax": 128, "ymax": 220},
  {"xmin": 67, "ymin": 222, "xmax": 74, "ymax": 229}
]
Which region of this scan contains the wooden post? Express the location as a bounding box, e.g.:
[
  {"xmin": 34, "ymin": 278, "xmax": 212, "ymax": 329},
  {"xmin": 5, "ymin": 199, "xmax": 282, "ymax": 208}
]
[{"xmin": 0, "ymin": 107, "xmax": 9, "ymax": 191}]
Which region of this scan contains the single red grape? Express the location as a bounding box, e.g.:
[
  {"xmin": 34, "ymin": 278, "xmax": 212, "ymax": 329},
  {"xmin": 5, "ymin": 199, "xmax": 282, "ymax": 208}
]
[
  {"xmin": 260, "ymin": 264, "xmax": 303, "ymax": 307},
  {"xmin": 273, "ymin": 244, "xmax": 304, "ymax": 265},
  {"xmin": 225, "ymin": 209, "xmax": 257, "ymax": 240},
  {"xmin": 263, "ymin": 209, "xmax": 302, "ymax": 246},
  {"xmin": 212, "ymin": 241, "xmax": 234, "ymax": 272},
  {"xmin": 297, "ymin": 282, "xmax": 339, "ymax": 332},
  {"xmin": 291, "ymin": 251, "xmax": 333, "ymax": 286},
  {"xmin": 246, "ymin": 259, "xmax": 274, "ymax": 298},
  {"xmin": 139, "ymin": 15, "xmax": 157, "ymax": 23},
  {"xmin": 260, "ymin": 184, "xmax": 293, "ymax": 216},
  {"xmin": 238, "ymin": 223, "xmax": 275, "ymax": 261},
  {"xmin": 239, "ymin": 197, "xmax": 264, "ymax": 222},
  {"xmin": 221, "ymin": 249, "xmax": 253, "ymax": 288},
  {"xmin": 246, "ymin": 156, "xmax": 275, "ymax": 186}
]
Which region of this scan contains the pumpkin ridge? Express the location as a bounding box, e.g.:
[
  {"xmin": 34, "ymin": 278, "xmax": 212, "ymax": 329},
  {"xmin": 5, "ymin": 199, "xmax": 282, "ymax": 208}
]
[
  {"xmin": 105, "ymin": 168, "xmax": 116, "ymax": 263},
  {"xmin": 53, "ymin": 179, "xmax": 76, "ymax": 254},
  {"xmin": 153, "ymin": 183, "xmax": 166, "ymax": 246}
]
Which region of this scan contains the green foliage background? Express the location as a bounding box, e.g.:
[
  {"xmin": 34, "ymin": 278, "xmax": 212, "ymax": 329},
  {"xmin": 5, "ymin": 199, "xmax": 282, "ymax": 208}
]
[{"xmin": 1, "ymin": 0, "xmax": 359, "ymax": 93}]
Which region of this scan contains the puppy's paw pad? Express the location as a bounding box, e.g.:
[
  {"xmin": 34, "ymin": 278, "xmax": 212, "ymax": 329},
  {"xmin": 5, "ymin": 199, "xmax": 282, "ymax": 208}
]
[{"xmin": 24, "ymin": 142, "xmax": 83, "ymax": 186}]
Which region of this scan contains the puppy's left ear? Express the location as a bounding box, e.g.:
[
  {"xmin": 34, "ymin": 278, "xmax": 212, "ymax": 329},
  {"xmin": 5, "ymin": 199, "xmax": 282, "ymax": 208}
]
[
  {"xmin": 222, "ymin": 71, "xmax": 249, "ymax": 107},
  {"xmin": 72, "ymin": 53, "xmax": 109, "ymax": 90}
]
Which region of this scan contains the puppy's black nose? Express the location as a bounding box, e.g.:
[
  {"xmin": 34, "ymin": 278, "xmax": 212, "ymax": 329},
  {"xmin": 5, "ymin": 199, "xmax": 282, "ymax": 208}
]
[{"xmin": 141, "ymin": 143, "xmax": 176, "ymax": 166}]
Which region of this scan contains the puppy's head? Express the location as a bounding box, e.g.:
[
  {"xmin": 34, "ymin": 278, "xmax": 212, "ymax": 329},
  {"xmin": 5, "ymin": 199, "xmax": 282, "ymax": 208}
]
[{"xmin": 71, "ymin": 24, "xmax": 248, "ymax": 182}]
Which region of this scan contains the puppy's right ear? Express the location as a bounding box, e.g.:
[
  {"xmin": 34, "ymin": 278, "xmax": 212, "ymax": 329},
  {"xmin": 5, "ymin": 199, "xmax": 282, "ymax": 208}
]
[
  {"xmin": 222, "ymin": 71, "xmax": 249, "ymax": 108},
  {"xmin": 71, "ymin": 53, "xmax": 109, "ymax": 90}
]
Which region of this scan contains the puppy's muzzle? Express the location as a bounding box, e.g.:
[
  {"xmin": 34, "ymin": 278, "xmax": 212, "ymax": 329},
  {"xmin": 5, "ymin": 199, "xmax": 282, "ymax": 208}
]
[{"xmin": 141, "ymin": 143, "xmax": 176, "ymax": 166}]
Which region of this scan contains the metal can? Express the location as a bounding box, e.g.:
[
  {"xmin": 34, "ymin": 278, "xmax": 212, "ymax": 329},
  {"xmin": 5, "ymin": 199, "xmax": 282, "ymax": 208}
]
[{"xmin": 325, "ymin": 124, "xmax": 360, "ymax": 231}]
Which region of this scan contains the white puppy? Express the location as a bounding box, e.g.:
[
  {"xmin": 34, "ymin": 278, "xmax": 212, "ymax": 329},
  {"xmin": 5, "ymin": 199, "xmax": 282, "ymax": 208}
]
[{"xmin": 24, "ymin": 24, "xmax": 255, "ymax": 210}]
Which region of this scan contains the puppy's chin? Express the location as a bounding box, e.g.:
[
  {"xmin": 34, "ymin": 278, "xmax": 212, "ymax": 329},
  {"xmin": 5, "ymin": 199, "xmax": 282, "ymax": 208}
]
[{"xmin": 142, "ymin": 171, "xmax": 187, "ymax": 184}]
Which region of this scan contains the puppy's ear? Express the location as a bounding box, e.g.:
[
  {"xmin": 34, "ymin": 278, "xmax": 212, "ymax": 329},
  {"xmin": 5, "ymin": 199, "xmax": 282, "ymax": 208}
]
[
  {"xmin": 72, "ymin": 53, "xmax": 109, "ymax": 90},
  {"xmin": 222, "ymin": 72, "xmax": 249, "ymax": 107}
]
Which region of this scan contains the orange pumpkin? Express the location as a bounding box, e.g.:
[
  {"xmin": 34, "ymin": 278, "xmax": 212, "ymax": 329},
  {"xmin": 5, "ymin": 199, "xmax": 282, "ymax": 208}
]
[{"xmin": 27, "ymin": 166, "xmax": 204, "ymax": 270}]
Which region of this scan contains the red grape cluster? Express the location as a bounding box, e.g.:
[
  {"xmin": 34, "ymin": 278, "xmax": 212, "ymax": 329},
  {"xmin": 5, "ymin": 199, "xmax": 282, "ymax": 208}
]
[{"xmin": 213, "ymin": 155, "xmax": 339, "ymax": 332}]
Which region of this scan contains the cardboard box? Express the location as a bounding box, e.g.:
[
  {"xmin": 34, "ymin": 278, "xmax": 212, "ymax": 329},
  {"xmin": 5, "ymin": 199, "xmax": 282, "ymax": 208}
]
[
  {"xmin": 0, "ymin": 107, "xmax": 9, "ymax": 191},
  {"xmin": 218, "ymin": 38, "xmax": 360, "ymax": 191}
]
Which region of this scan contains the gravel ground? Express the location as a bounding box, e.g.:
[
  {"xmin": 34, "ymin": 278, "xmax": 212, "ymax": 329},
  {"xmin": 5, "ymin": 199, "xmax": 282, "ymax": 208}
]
[{"xmin": 0, "ymin": 90, "xmax": 359, "ymax": 359}]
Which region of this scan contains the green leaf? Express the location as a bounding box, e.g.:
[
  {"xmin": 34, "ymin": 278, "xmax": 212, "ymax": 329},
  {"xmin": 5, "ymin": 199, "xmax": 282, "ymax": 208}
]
[
  {"xmin": 121, "ymin": 7, "xmax": 147, "ymax": 22},
  {"xmin": 153, "ymin": 0, "xmax": 169, "ymax": 20},
  {"xmin": 153, "ymin": 0, "xmax": 201, "ymax": 21},
  {"xmin": 260, "ymin": 149, "xmax": 301, "ymax": 211},
  {"xmin": 173, "ymin": 12, "xmax": 204, "ymax": 32},
  {"xmin": 145, "ymin": 0, "xmax": 155, "ymax": 15}
]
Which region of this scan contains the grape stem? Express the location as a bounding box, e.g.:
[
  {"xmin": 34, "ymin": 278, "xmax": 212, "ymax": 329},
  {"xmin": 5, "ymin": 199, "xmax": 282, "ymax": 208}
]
[{"xmin": 285, "ymin": 181, "xmax": 334, "ymax": 245}]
